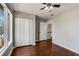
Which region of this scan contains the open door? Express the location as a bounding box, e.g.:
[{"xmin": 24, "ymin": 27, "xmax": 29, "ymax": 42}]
[{"xmin": 47, "ymin": 24, "xmax": 52, "ymax": 39}]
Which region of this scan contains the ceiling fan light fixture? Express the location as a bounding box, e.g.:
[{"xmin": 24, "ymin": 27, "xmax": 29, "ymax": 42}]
[
  {"xmin": 47, "ymin": 8, "xmax": 51, "ymax": 11},
  {"xmin": 44, "ymin": 6, "xmax": 53, "ymax": 12},
  {"xmin": 45, "ymin": 7, "xmax": 48, "ymax": 10},
  {"xmin": 50, "ymin": 6, "xmax": 53, "ymax": 9}
]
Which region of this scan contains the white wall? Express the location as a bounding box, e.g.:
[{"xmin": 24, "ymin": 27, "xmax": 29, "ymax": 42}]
[{"xmin": 49, "ymin": 8, "xmax": 79, "ymax": 53}]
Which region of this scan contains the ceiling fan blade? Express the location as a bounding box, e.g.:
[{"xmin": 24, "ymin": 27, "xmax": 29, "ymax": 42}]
[
  {"xmin": 53, "ymin": 4, "xmax": 60, "ymax": 8},
  {"xmin": 40, "ymin": 7, "xmax": 46, "ymax": 10},
  {"xmin": 42, "ymin": 3, "xmax": 47, "ymax": 5},
  {"xmin": 51, "ymin": 14, "xmax": 54, "ymax": 16}
]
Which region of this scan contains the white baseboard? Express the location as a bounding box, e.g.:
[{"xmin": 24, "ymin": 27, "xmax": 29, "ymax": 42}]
[
  {"xmin": 31, "ymin": 42, "xmax": 36, "ymax": 45},
  {"xmin": 53, "ymin": 42, "xmax": 79, "ymax": 54},
  {"xmin": 36, "ymin": 40, "xmax": 39, "ymax": 41},
  {"xmin": 8, "ymin": 47, "xmax": 14, "ymax": 56},
  {"xmin": 36, "ymin": 39, "xmax": 48, "ymax": 42}
]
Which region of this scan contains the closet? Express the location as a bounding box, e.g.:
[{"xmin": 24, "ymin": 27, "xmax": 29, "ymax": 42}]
[{"xmin": 15, "ymin": 18, "xmax": 33, "ymax": 47}]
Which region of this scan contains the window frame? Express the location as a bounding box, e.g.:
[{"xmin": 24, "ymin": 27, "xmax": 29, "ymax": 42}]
[{"xmin": 0, "ymin": 3, "xmax": 13, "ymax": 53}]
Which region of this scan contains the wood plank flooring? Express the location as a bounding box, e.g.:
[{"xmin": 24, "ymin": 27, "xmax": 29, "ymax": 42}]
[{"xmin": 11, "ymin": 39, "xmax": 79, "ymax": 56}]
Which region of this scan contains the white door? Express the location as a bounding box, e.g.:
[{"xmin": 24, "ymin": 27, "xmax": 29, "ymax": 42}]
[
  {"xmin": 47, "ymin": 24, "xmax": 52, "ymax": 39},
  {"xmin": 15, "ymin": 18, "xmax": 32, "ymax": 47},
  {"xmin": 40, "ymin": 22, "xmax": 47, "ymax": 40}
]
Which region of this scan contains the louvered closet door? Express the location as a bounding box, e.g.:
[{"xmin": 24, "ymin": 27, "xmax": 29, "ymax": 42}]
[{"xmin": 15, "ymin": 18, "xmax": 30, "ymax": 47}]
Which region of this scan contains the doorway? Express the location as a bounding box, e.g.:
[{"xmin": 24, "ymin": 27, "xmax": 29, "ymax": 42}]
[
  {"xmin": 47, "ymin": 24, "xmax": 52, "ymax": 40},
  {"xmin": 39, "ymin": 22, "xmax": 52, "ymax": 41},
  {"xmin": 39, "ymin": 22, "xmax": 47, "ymax": 41}
]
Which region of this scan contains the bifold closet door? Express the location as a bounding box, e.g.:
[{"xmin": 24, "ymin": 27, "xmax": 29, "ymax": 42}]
[{"xmin": 15, "ymin": 18, "xmax": 30, "ymax": 47}]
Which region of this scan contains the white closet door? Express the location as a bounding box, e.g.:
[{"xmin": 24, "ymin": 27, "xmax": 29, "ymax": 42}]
[
  {"xmin": 20, "ymin": 18, "xmax": 29, "ymax": 46},
  {"xmin": 40, "ymin": 22, "xmax": 47, "ymax": 40},
  {"xmin": 29, "ymin": 19, "xmax": 34, "ymax": 44},
  {"xmin": 15, "ymin": 18, "xmax": 20, "ymax": 47},
  {"xmin": 15, "ymin": 18, "xmax": 30, "ymax": 47}
]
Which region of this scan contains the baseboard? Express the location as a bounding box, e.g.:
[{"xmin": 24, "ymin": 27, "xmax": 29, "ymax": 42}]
[
  {"xmin": 31, "ymin": 42, "xmax": 36, "ymax": 45},
  {"xmin": 36, "ymin": 39, "xmax": 49, "ymax": 42},
  {"xmin": 53, "ymin": 42, "xmax": 79, "ymax": 54},
  {"xmin": 8, "ymin": 47, "xmax": 14, "ymax": 56},
  {"xmin": 14, "ymin": 43, "xmax": 36, "ymax": 48},
  {"xmin": 36, "ymin": 40, "xmax": 44, "ymax": 42},
  {"xmin": 36, "ymin": 40, "xmax": 39, "ymax": 41}
]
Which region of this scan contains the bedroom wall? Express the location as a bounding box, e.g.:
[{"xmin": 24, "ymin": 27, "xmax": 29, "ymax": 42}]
[{"xmin": 50, "ymin": 8, "xmax": 79, "ymax": 53}]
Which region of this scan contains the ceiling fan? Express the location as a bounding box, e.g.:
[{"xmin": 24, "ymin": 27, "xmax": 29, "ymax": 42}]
[{"xmin": 40, "ymin": 3, "xmax": 60, "ymax": 12}]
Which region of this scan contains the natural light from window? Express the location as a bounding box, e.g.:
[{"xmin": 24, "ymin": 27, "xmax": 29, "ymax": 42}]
[{"xmin": 0, "ymin": 4, "xmax": 4, "ymax": 48}]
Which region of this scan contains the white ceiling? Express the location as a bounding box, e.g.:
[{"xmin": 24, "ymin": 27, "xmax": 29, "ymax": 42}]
[{"xmin": 8, "ymin": 3, "xmax": 79, "ymax": 19}]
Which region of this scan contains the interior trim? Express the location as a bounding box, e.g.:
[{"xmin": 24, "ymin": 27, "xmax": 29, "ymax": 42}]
[
  {"xmin": 53, "ymin": 42, "xmax": 79, "ymax": 54},
  {"xmin": 8, "ymin": 47, "xmax": 14, "ymax": 56}
]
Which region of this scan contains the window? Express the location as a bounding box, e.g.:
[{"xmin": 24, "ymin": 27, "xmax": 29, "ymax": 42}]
[
  {"xmin": 0, "ymin": 4, "xmax": 4, "ymax": 48},
  {"xmin": 0, "ymin": 3, "xmax": 12, "ymax": 52},
  {"xmin": 7, "ymin": 13, "xmax": 10, "ymax": 42}
]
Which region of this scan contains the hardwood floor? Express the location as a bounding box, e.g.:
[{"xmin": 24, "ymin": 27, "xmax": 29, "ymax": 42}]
[{"xmin": 11, "ymin": 39, "xmax": 79, "ymax": 56}]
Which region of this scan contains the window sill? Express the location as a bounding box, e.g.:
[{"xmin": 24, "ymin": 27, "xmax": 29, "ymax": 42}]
[
  {"xmin": 0, "ymin": 40, "xmax": 12, "ymax": 55},
  {"xmin": 0, "ymin": 43, "xmax": 7, "ymax": 53}
]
